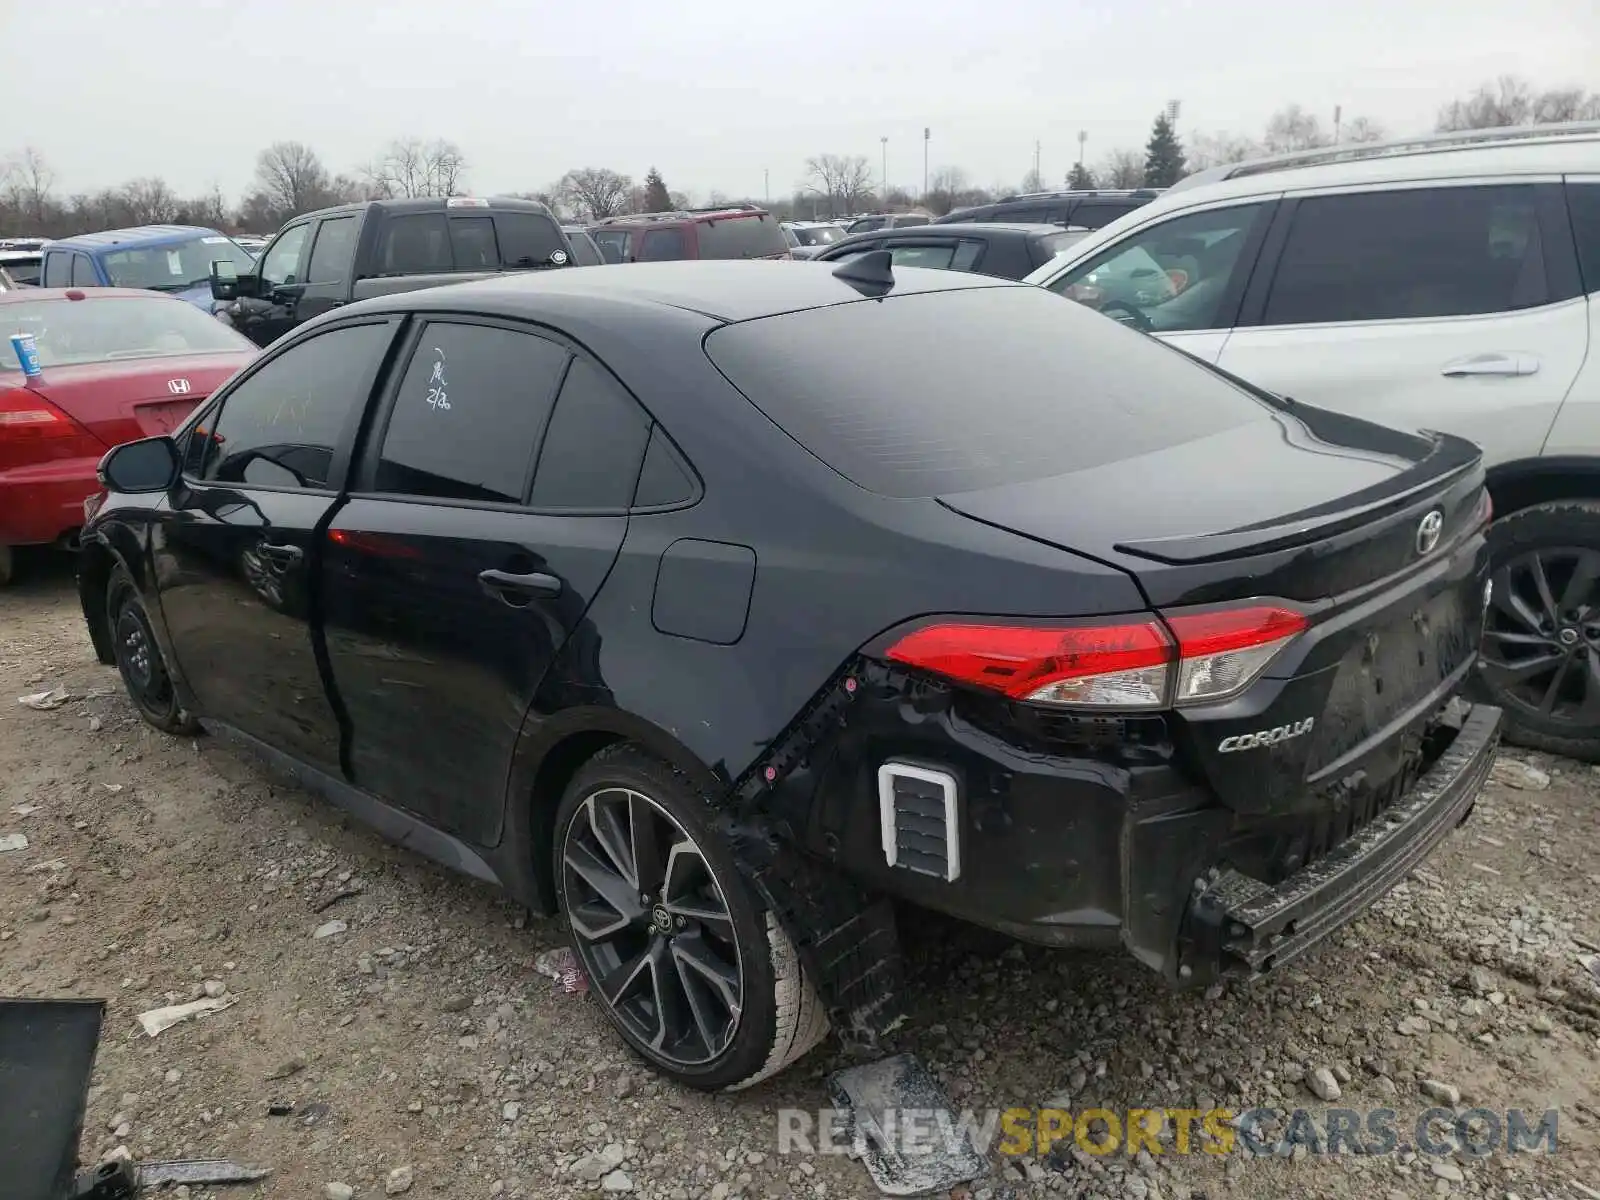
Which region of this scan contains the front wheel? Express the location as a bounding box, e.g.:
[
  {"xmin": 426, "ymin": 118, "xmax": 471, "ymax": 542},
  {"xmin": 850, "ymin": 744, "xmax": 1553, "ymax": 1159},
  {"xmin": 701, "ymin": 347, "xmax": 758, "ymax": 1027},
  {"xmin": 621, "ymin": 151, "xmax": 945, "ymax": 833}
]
[
  {"xmin": 106, "ymin": 565, "xmax": 198, "ymax": 735},
  {"xmin": 1474, "ymin": 499, "xmax": 1600, "ymax": 761},
  {"xmin": 553, "ymin": 745, "xmax": 829, "ymax": 1090}
]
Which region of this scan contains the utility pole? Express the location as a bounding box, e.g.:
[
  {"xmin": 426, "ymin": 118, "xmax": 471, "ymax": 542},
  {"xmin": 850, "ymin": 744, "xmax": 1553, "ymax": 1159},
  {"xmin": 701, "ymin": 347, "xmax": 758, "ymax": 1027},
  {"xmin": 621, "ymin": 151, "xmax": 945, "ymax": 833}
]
[
  {"xmin": 923, "ymin": 127, "xmax": 930, "ymax": 204},
  {"xmin": 764, "ymin": 168, "xmax": 770, "ymax": 205},
  {"xmin": 1333, "ymin": 104, "xmax": 1343, "ymax": 143},
  {"xmin": 1077, "ymin": 129, "xmax": 1087, "ymax": 166},
  {"xmin": 880, "ymin": 136, "xmax": 888, "ymax": 206},
  {"xmin": 1033, "ymin": 139, "xmax": 1041, "ymax": 188}
]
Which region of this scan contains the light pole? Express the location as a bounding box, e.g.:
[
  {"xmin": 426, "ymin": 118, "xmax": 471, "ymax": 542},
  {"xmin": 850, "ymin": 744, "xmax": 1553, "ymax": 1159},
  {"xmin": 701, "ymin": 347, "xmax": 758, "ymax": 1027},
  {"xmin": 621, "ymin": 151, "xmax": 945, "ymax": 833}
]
[{"xmin": 923, "ymin": 127, "xmax": 930, "ymax": 204}]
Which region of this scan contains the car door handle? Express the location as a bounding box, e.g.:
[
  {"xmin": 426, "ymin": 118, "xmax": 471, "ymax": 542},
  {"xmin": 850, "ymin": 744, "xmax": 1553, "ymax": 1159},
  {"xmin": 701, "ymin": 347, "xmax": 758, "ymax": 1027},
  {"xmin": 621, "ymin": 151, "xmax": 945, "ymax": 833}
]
[
  {"xmin": 1441, "ymin": 353, "xmax": 1539, "ymax": 377},
  {"xmin": 258, "ymin": 542, "xmax": 304, "ymax": 564},
  {"xmin": 477, "ymin": 568, "xmax": 562, "ymax": 602}
]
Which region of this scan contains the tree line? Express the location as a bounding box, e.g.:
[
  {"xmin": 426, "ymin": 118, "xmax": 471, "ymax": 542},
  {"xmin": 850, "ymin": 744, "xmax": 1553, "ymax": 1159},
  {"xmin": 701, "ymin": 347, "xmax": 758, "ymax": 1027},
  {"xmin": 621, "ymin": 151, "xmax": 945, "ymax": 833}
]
[{"xmin": 2, "ymin": 76, "xmax": 1595, "ymax": 239}]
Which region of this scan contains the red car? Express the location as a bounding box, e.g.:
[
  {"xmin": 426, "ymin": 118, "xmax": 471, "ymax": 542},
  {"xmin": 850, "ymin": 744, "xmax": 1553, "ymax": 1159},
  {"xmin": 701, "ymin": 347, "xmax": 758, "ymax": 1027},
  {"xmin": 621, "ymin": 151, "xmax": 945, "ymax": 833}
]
[{"xmin": 0, "ymin": 288, "xmax": 255, "ymax": 584}]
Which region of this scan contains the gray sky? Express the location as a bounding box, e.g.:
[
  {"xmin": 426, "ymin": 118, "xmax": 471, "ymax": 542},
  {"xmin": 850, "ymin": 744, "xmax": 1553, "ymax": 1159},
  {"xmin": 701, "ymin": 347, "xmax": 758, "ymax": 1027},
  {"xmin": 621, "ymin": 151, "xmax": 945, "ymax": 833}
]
[{"xmin": 4, "ymin": 0, "xmax": 1596, "ymax": 202}]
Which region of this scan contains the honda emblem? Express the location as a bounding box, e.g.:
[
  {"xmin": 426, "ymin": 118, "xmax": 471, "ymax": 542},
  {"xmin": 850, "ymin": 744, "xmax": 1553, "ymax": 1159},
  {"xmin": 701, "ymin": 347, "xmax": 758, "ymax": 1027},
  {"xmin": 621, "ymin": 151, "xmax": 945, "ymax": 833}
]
[{"xmin": 167, "ymin": 378, "xmax": 192, "ymax": 395}]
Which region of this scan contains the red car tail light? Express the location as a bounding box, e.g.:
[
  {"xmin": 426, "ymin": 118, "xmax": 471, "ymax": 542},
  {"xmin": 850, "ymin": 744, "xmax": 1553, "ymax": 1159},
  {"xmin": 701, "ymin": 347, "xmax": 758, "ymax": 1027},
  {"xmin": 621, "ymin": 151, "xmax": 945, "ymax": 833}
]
[
  {"xmin": 0, "ymin": 388, "xmax": 83, "ymax": 440},
  {"xmin": 884, "ymin": 604, "xmax": 1308, "ymax": 710}
]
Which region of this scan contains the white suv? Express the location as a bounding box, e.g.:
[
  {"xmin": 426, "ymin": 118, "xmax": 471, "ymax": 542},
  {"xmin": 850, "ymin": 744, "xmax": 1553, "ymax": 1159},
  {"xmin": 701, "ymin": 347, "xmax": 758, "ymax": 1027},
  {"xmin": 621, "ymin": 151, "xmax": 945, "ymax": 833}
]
[{"xmin": 1027, "ymin": 123, "xmax": 1600, "ymax": 759}]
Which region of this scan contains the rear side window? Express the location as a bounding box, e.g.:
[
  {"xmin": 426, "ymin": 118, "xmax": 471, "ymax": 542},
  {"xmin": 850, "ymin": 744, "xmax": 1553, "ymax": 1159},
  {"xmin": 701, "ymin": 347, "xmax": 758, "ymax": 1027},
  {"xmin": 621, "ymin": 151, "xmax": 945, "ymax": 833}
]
[
  {"xmin": 639, "ymin": 228, "xmax": 688, "ymax": 261},
  {"xmin": 592, "ymin": 229, "xmax": 630, "ymax": 263},
  {"xmin": 376, "ymin": 214, "xmax": 451, "ymax": 274},
  {"xmin": 1264, "ymin": 185, "xmax": 1551, "ymax": 325},
  {"xmin": 1071, "ymin": 202, "xmax": 1140, "ymax": 229},
  {"xmin": 374, "ymin": 322, "xmax": 569, "ymax": 504},
  {"xmin": 194, "ymin": 322, "xmax": 391, "ymax": 489},
  {"xmin": 696, "ymin": 214, "xmax": 789, "ymax": 259},
  {"xmin": 1568, "ymin": 182, "xmax": 1600, "ymax": 295},
  {"xmin": 895, "ymin": 215, "xmax": 930, "ymax": 228},
  {"xmin": 494, "ymin": 212, "xmax": 567, "ymax": 267},
  {"xmin": 529, "ymin": 359, "xmax": 651, "ymax": 508},
  {"xmin": 705, "ymin": 286, "xmax": 1269, "ymax": 498},
  {"xmin": 996, "ymin": 207, "xmax": 1048, "ymax": 223},
  {"xmin": 307, "ymin": 216, "xmax": 358, "ymax": 284}
]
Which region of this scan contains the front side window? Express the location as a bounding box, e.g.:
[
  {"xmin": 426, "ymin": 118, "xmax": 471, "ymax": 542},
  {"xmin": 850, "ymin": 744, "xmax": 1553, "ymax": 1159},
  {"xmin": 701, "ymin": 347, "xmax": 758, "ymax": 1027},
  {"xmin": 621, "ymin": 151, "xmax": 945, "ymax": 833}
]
[
  {"xmin": 306, "ymin": 216, "xmax": 359, "ymax": 284},
  {"xmin": 564, "ymin": 232, "xmax": 602, "ymax": 267},
  {"xmin": 193, "ymin": 322, "xmax": 391, "ymax": 489},
  {"xmin": 259, "ymin": 224, "xmax": 311, "ymax": 288},
  {"xmin": 848, "ymin": 218, "xmax": 886, "ymax": 234},
  {"xmin": 374, "ymin": 322, "xmax": 570, "ymax": 504},
  {"xmin": 40, "ymin": 251, "xmax": 69, "ymax": 288},
  {"xmin": 102, "ymin": 235, "xmax": 255, "ymax": 293},
  {"xmin": 639, "ymin": 228, "xmax": 688, "ymax": 261},
  {"xmin": 591, "ymin": 229, "xmax": 630, "ymax": 263},
  {"xmin": 1263, "ymin": 185, "xmax": 1551, "ymax": 325},
  {"xmin": 1049, "ymin": 203, "xmax": 1267, "ymax": 333}
]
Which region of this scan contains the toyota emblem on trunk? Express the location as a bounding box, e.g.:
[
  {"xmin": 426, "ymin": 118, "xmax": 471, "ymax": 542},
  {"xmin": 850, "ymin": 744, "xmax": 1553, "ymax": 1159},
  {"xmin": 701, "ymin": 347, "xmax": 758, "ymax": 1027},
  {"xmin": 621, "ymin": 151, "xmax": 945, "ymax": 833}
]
[
  {"xmin": 167, "ymin": 378, "xmax": 192, "ymax": 395},
  {"xmin": 1416, "ymin": 509, "xmax": 1444, "ymax": 556}
]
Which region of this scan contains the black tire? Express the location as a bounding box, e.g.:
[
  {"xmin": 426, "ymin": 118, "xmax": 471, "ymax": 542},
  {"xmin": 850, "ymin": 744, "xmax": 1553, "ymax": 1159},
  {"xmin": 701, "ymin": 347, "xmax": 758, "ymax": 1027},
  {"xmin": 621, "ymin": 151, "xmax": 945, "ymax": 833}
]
[
  {"xmin": 106, "ymin": 564, "xmax": 199, "ymax": 735},
  {"xmin": 553, "ymin": 745, "xmax": 829, "ymax": 1091},
  {"xmin": 1472, "ymin": 500, "xmax": 1600, "ymax": 761},
  {"xmin": 0, "ymin": 544, "xmax": 13, "ymax": 587}
]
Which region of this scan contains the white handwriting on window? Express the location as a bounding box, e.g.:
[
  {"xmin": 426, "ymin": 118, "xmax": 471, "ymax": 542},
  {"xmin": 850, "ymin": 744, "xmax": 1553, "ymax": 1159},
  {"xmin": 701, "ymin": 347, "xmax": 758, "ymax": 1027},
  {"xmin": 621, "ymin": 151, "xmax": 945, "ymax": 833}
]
[{"xmin": 426, "ymin": 349, "xmax": 450, "ymax": 411}]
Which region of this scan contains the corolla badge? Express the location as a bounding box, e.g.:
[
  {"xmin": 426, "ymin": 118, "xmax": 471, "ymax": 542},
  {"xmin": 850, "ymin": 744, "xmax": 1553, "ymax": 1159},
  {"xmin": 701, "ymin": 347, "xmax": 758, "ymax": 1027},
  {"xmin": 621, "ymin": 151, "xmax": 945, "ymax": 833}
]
[
  {"xmin": 1218, "ymin": 718, "xmax": 1315, "ymax": 753},
  {"xmin": 1416, "ymin": 509, "xmax": 1444, "ymax": 556},
  {"xmin": 167, "ymin": 378, "xmax": 192, "ymax": 395}
]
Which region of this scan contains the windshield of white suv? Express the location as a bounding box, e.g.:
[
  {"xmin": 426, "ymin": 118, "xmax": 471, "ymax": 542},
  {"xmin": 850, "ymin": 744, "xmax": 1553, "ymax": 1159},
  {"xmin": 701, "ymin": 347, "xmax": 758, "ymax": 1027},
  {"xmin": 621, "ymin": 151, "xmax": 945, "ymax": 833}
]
[{"xmin": 102, "ymin": 235, "xmax": 255, "ymax": 292}]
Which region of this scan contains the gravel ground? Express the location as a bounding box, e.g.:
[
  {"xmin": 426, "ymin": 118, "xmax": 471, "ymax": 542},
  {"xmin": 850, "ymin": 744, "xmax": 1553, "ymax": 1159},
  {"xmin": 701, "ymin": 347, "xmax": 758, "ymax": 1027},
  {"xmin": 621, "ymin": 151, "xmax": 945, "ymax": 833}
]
[{"xmin": 4, "ymin": 554, "xmax": 1600, "ymax": 1200}]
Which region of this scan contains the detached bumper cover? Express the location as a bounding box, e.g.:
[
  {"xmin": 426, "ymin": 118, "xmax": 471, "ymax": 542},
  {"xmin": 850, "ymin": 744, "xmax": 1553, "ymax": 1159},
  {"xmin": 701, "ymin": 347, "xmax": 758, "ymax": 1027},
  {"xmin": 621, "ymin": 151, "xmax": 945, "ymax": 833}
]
[{"xmin": 1182, "ymin": 702, "xmax": 1500, "ymax": 978}]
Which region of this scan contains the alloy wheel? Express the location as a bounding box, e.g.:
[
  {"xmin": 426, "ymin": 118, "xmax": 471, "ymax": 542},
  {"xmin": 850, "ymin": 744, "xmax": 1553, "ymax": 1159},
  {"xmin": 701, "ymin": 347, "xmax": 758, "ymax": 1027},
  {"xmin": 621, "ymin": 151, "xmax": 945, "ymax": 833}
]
[
  {"xmin": 561, "ymin": 787, "xmax": 744, "ymax": 1067},
  {"xmin": 1481, "ymin": 546, "xmax": 1600, "ymax": 725}
]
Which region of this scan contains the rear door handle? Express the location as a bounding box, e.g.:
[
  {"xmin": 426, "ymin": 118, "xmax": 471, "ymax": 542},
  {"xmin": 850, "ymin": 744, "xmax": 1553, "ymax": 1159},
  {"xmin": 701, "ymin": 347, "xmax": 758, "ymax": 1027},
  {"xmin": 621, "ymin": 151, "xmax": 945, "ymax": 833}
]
[
  {"xmin": 1441, "ymin": 353, "xmax": 1540, "ymax": 377},
  {"xmin": 477, "ymin": 568, "xmax": 562, "ymax": 603}
]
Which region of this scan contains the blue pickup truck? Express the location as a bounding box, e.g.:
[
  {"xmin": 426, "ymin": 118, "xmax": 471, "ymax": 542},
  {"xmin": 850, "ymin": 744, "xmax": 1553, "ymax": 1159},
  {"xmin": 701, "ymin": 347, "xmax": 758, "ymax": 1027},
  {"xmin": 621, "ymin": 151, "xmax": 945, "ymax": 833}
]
[{"xmin": 37, "ymin": 225, "xmax": 257, "ymax": 311}]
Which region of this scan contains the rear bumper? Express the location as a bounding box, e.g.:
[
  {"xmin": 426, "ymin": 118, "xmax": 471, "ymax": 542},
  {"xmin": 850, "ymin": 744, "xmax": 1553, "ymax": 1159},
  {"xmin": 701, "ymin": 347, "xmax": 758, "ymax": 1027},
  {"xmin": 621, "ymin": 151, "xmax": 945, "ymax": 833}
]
[
  {"xmin": 0, "ymin": 456, "xmax": 100, "ymax": 545},
  {"xmin": 1178, "ymin": 701, "xmax": 1500, "ymax": 980}
]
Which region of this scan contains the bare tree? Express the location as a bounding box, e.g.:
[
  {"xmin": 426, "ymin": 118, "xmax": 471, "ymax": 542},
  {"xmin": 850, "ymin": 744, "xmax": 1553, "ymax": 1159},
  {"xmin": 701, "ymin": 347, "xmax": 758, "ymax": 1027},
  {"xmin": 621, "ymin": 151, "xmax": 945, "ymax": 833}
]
[
  {"xmin": 1342, "ymin": 116, "xmax": 1386, "ymax": 143},
  {"xmin": 251, "ymin": 141, "xmax": 332, "ymax": 220},
  {"xmin": 803, "ymin": 154, "xmax": 874, "ymax": 217},
  {"xmin": 1, "ymin": 146, "xmax": 56, "ymax": 225},
  {"xmin": 1187, "ymin": 132, "xmax": 1262, "ymax": 171},
  {"xmin": 1263, "ymin": 105, "xmax": 1331, "ymax": 154},
  {"xmin": 558, "ymin": 168, "xmax": 634, "ymax": 220},
  {"xmin": 1098, "ymin": 149, "xmax": 1145, "ymax": 189},
  {"xmin": 365, "ymin": 137, "xmax": 468, "ymax": 198},
  {"xmin": 1018, "ymin": 168, "xmax": 1045, "ymax": 194},
  {"xmin": 1437, "ymin": 76, "xmax": 1534, "ymax": 131},
  {"xmin": 1533, "ymin": 87, "xmax": 1600, "ymax": 124},
  {"xmin": 120, "ymin": 177, "xmax": 179, "ymax": 225}
]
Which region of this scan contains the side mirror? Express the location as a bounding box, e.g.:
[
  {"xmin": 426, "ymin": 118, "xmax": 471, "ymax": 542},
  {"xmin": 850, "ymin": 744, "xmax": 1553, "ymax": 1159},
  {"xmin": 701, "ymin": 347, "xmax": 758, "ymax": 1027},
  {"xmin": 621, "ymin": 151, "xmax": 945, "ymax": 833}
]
[
  {"xmin": 210, "ymin": 259, "xmax": 240, "ymax": 302},
  {"xmin": 97, "ymin": 436, "xmax": 180, "ymax": 494}
]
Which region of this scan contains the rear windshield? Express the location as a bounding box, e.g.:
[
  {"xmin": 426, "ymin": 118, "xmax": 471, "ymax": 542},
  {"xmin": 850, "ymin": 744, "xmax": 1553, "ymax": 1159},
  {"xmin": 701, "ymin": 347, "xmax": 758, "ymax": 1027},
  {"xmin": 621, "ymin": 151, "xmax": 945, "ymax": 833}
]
[
  {"xmin": 374, "ymin": 211, "xmax": 568, "ymax": 274},
  {"xmin": 696, "ymin": 213, "xmax": 788, "ymax": 260},
  {"xmin": 0, "ymin": 295, "xmax": 249, "ymax": 370},
  {"xmin": 704, "ymin": 285, "xmax": 1268, "ymax": 497},
  {"xmin": 792, "ymin": 225, "xmax": 844, "ymax": 247}
]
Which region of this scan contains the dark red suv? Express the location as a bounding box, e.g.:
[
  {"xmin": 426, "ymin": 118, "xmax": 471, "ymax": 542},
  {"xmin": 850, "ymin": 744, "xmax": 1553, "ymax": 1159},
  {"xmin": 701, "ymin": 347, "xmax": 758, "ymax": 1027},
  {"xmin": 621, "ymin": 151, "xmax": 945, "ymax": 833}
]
[{"xmin": 589, "ymin": 205, "xmax": 791, "ymax": 263}]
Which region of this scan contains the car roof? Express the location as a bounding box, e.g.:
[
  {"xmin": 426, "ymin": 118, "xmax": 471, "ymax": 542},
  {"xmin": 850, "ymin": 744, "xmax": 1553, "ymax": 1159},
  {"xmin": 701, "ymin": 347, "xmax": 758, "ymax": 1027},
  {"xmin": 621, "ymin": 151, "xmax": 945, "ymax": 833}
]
[
  {"xmin": 45, "ymin": 225, "xmax": 226, "ymax": 252},
  {"xmin": 877, "ymin": 222, "xmax": 1066, "ymax": 236},
  {"xmin": 353, "ymin": 259, "xmax": 1016, "ymax": 324},
  {"xmin": 0, "ymin": 286, "xmax": 172, "ymax": 304},
  {"xmin": 594, "ymin": 206, "xmax": 772, "ymax": 228}
]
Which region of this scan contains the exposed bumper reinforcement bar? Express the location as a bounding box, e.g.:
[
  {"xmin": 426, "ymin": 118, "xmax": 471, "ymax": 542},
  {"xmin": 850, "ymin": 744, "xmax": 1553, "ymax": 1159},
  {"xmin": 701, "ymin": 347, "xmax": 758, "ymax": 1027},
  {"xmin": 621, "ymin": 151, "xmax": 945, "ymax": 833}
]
[{"xmin": 1184, "ymin": 702, "xmax": 1501, "ymax": 978}]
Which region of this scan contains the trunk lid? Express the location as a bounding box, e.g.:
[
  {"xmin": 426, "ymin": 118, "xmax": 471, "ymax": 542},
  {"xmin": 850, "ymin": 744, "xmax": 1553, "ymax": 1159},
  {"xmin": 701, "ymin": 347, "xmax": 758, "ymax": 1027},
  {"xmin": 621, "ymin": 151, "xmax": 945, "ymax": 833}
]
[
  {"xmin": 31, "ymin": 351, "xmax": 253, "ymax": 447},
  {"xmin": 941, "ymin": 401, "xmax": 1491, "ymax": 823}
]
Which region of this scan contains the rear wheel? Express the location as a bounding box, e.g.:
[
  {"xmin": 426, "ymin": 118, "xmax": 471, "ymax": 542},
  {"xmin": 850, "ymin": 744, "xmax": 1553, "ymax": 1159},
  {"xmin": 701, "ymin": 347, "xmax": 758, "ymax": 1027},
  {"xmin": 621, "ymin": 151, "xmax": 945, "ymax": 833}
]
[
  {"xmin": 1475, "ymin": 500, "xmax": 1600, "ymax": 761},
  {"xmin": 106, "ymin": 565, "xmax": 198, "ymax": 735},
  {"xmin": 553, "ymin": 745, "xmax": 828, "ymax": 1090}
]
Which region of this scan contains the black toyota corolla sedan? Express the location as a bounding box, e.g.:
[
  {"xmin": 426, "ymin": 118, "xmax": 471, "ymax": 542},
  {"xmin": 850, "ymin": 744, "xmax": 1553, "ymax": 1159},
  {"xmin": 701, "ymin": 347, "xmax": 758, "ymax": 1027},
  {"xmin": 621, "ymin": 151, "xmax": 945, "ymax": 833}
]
[{"xmin": 78, "ymin": 255, "xmax": 1500, "ymax": 1090}]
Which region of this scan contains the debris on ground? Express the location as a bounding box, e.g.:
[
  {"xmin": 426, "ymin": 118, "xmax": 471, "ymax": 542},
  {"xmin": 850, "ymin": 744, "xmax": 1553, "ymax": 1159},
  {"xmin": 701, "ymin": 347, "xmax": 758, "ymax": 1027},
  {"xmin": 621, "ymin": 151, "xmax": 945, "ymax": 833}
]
[
  {"xmin": 137, "ymin": 1158, "xmax": 270, "ymax": 1187},
  {"xmin": 0, "ymin": 832, "xmax": 27, "ymax": 852},
  {"xmin": 135, "ymin": 995, "xmax": 236, "ymax": 1037},
  {"xmin": 533, "ymin": 945, "xmax": 589, "ymax": 995},
  {"xmin": 828, "ymin": 1053, "xmax": 988, "ymax": 1196},
  {"xmin": 312, "ymin": 886, "xmax": 363, "ymax": 913},
  {"xmin": 16, "ymin": 686, "xmax": 69, "ymax": 710},
  {"xmin": 312, "ymin": 919, "xmax": 348, "ymax": 939},
  {"xmin": 1491, "ymin": 756, "xmax": 1551, "ymax": 790}
]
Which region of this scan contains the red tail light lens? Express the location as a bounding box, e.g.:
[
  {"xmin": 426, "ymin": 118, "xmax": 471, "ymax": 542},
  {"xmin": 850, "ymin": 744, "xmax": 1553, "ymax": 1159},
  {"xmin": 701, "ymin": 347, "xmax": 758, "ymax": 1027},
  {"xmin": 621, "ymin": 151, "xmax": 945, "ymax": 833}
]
[
  {"xmin": 0, "ymin": 387, "xmax": 81, "ymax": 440},
  {"xmin": 884, "ymin": 604, "xmax": 1308, "ymax": 710}
]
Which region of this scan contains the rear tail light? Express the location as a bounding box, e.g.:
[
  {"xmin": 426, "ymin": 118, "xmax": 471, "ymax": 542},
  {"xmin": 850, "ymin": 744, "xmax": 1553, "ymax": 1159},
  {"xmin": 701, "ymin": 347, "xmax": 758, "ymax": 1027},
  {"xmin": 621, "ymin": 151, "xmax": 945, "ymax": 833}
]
[
  {"xmin": 884, "ymin": 603, "xmax": 1308, "ymax": 710},
  {"xmin": 0, "ymin": 388, "xmax": 83, "ymax": 440}
]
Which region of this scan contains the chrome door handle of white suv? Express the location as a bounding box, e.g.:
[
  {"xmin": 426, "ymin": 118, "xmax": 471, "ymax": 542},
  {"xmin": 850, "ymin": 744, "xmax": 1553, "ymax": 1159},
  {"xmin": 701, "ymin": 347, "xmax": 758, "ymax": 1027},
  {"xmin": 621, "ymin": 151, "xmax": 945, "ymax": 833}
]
[{"xmin": 1441, "ymin": 353, "xmax": 1540, "ymax": 377}]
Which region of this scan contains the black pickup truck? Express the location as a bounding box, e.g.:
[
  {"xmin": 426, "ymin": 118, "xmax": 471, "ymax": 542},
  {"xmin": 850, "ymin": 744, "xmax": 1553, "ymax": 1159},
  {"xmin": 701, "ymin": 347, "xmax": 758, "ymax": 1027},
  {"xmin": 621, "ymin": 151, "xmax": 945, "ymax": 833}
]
[{"xmin": 210, "ymin": 196, "xmax": 575, "ymax": 346}]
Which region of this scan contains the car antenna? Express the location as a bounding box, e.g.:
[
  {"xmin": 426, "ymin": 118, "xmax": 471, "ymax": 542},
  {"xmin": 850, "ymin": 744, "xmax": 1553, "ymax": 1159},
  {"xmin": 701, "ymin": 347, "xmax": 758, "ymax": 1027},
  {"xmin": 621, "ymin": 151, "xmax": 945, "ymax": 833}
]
[{"xmin": 831, "ymin": 249, "xmax": 896, "ymax": 296}]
